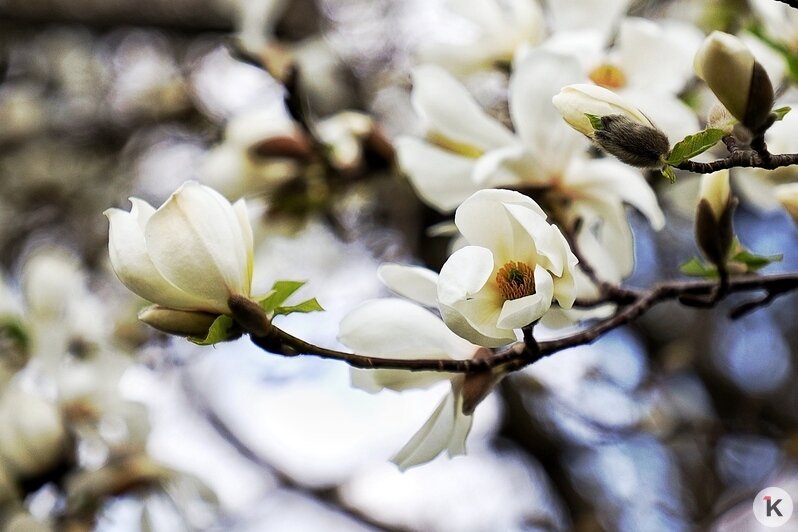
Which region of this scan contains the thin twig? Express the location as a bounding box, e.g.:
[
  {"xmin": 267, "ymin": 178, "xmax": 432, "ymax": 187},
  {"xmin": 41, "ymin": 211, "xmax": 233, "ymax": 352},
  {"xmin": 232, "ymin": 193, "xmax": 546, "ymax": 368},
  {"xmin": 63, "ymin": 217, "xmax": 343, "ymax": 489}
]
[
  {"xmin": 238, "ymin": 272, "xmax": 798, "ymax": 375},
  {"xmin": 674, "ymin": 151, "xmax": 798, "ymax": 174}
]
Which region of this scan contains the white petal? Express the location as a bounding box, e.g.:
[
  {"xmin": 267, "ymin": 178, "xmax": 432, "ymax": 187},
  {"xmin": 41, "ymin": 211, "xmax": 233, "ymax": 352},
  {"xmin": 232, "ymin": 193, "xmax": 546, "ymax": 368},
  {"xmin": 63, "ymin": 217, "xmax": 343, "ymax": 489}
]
[
  {"xmin": 104, "ymin": 202, "xmax": 215, "ymax": 312},
  {"xmin": 378, "ymin": 264, "xmax": 439, "ymax": 308},
  {"xmin": 392, "ymin": 389, "xmax": 473, "ymax": 471},
  {"xmin": 564, "ymin": 158, "xmax": 665, "ymax": 230},
  {"xmin": 338, "ymin": 298, "xmax": 477, "ymax": 361},
  {"xmin": 411, "ymin": 65, "xmax": 515, "ymax": 150},
  {"xmin": 233, "ymin": 198, "xmax": 254, "ymax": 294},
  {"xmin": 144, "ymin": 182, "xmax": 250, "ymax": 309},
  {"xmin": 504, "ymin": 203, "xmax": 565, "ymax": 274},
  {"xmin": 548, "ymin": 0, "xmax": 630, "ymax": 37},
  {"xmin": 350, "ymin": 367, "xmax": 445, "ymax": 394},
  {"xmin": 615, "ymin": 18, "xmax": 703, "ymax": 94},
  {"xmin": 439, "ymin": 301, "xmax": 517, "ymax": 348},
  {"xmin": 396, "ymin": 137, "xmax": 482, "ymax": 213},
  {"xmin": 454, "ymin": 189, "xmax": 546, "ymax": 259},
  {"xmin": 496, "ymin": 266, "xmax": 554, "ymax": 329},
  {"xmin": 437, "ymin": 246, "xmax": 495, "ymax": 307},
  {"xmin": 510, "ymin": 49, "xmax": 586, "ymax": 168}
]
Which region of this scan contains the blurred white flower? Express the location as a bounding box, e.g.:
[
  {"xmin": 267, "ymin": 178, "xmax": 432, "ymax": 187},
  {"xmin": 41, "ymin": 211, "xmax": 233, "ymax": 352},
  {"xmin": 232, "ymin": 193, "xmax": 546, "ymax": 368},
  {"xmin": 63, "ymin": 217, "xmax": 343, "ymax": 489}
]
[
  {"xmin": 105, "ymin": 181, "xmax": 254, "ymax": 316},
  {"xmin": 0, "ymin": 385, "xmax": 68, "ymax": 479},
  {"xmin": 398, "ymin": 51, "xmax": 664, "ymax": 296},
  {"xmin": 546, "ymin": 17, "xmax": 702, "ymax": 141},
  {"xmin": 775, "ymin": 183, "xmax": 798, "ymax": 224},
  {"xmin": 339, "ymin": 298, "xmax": 497, "ymax": 470},
  {"xmin": 419, "ymin": 0, "xmax": 544, "ymax": 74},
  {"xmin": 750, "ymin": 0, "xmax": 798, "ymax": 56},
  {"xmin": 200, "ymin": 108, "xmax": 308, "ymax": 200},
  {"xmin": 437, "ymin": 189, "xmax": 578, "ymax": 347},
  {"xmin": 733, "ymin": 104, "xmax": 798, "ymax": 210}
]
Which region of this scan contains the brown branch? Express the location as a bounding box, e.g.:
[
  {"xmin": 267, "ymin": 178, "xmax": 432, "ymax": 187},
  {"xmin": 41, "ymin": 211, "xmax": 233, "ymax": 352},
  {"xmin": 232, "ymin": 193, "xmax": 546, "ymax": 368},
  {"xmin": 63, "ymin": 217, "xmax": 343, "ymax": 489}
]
[
  {"xmin": 674, "ymin": 150, "xmax": 798, "ymax": 174},
  {"xmin": 232, "ymin": 272, "xmax": 798, "ymax": 375}
]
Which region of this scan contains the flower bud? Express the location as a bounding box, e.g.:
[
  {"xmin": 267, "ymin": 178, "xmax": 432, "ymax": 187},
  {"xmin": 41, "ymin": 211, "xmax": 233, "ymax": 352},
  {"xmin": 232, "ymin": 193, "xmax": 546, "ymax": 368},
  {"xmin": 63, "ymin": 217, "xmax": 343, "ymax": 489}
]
[
  {"xmin": 553, "ymin": 84, "xmax": 669, "ymax": 167},
  {"xmin": 0, "ymin": 387, "xmax": 69, "ymax": 479},
  {"xmin": 707, "ymin": 103, "xmax": 736, "ymax": 135},
  {"xmin": 137, "ymin": 306, "xmax": 218, "ymax": 337},
  {"xmin": 695, "ymin": 170, "xmax": 734, "ymax": 266},
  {"xmin": 774, "ymin": 184, "xmax": 798, "ymax": 224},
  {"xmin": 694, "ymin": 32, "xmax": 774, "ymax": 132}
]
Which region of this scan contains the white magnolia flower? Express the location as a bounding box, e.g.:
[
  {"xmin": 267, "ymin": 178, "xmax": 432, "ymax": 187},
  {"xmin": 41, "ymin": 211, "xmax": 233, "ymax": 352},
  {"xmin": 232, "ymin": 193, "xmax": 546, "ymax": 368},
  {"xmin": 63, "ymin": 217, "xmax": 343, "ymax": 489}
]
[
  {"xmin": 418, "ymin": 0, "xmax": 544, "ymax": 74},
  {"xmin": 105, "ymin": 181, "xmax": 254, "ymax": 316},
  {"xmin": 397, "ymin": 51, "xmax": 664, "ymax": 295},
  {"xmin": 436, "ymin": 189, "xmax": 578, "ymax": 347},
  {"xmin": 750, "ymin": 0, "xmax": 798, "ymax": 57},
  {"xmin": 338, "ymin": 298, "xmax": 497, "ymax": 470},
  {"xmin": 200, "ymin": 108, "xmax": 307, "ymax": 200},
  {"xmin": 545, "ymin": 17, "xmax": 702, "ymax": 142}
]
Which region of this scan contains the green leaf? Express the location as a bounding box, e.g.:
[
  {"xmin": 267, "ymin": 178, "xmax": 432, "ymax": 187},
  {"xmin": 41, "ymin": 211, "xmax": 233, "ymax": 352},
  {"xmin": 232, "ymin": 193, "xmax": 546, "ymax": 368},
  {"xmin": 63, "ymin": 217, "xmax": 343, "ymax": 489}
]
[
  {"xmin": 665, "ymin": 128, "xmax": 724, "ymax": 165},
  {"xmin": 585, "ymin": 113, "xmax": 604, "ymax": 131},
  {"xmin": 680, "ymin": 257, "xmax": 719, "ymax": 278},
  {"xmin": 274, "ymin": 298, "xmax": 324, "ymax": 316},
  {"xmin": 257, "ymin": 280, "xmax": 306, "ymax": 314},
  {"xmin": 188, "ymin": 315, "xmax": 236, "ymax": 345},
  {"xmin": 731, "ymin": 250, "xmax": 783, "ymax": 271},
  {"xmin": 773, "ymin": 106, "xmax": 791, "ymax": 121},
  {"xmin": 661, "ymin": 165, "xmax": 678, "ymax": 183}
]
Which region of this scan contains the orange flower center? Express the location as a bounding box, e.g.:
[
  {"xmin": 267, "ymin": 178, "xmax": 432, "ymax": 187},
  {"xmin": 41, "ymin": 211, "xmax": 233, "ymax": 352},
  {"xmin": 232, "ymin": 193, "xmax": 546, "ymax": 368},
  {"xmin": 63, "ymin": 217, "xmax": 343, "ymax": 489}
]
[
  {"xmin": 589, "ymin": 64, "xmax": 626, "ymax": 89},
  {"xmin": 495, "ymin": 261, "xmax": 536, "ymax": 301}
]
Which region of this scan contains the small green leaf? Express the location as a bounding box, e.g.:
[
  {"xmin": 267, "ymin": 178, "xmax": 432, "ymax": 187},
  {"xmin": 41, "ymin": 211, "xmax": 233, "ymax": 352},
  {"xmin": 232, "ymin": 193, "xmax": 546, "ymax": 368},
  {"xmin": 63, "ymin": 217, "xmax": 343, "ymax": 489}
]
[
  {"xmin": 731, "ymin": 250, "xmax": 783, "ymax": 271},
  {"xmin": 665, "ymin": 128, "xmax": 725, "ymax": 165},
  {"xmin": 680, "ymin": 256, "xmax": 719, "ymax": 278},
  {"xmin": 661, "ymin": 165, "xmax": 678, "ymax": 183},
  {"xmin": 773, "ymin": 106, "xmax": 791, "ymax": 121},
  {"xmin": 274, "ymin": 298, "xmax": 324, "ymax": 316},
  {"xmin": 257, "ymin": 280, "xmax": 306, "ymax": 313},
  {"xmin": 585, "ymin": 113, "xmax": 604, "ymax": 131},
  {"xmin": 188, "ymin": 315, "xmax": 236, "ymax": 345}
]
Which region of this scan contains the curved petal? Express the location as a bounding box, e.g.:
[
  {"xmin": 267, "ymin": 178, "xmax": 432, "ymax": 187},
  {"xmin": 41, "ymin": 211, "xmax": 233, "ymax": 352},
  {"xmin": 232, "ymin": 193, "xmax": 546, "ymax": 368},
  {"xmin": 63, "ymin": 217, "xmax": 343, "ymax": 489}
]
[
  {"xmin": 455, "ymin": 189, "xmax": 547, "ymax": 258},
  {"xmin": 437, "ymin": 246, "xmax": 495, "ymax": 307},
  {"xmin": 548, "ymin": 0, "xmax": 630, "ymax": 37},
  {"xmin": 496, "ymin": 266, "xmax": 554, "ymax": 329},
  {"xmin": 338, "ymin": 298, "xmax": 477, "ymax": 361},
  {"xmin": 439, "ymin": 301, "xmax": 517, "ymax": 348},
  {"xmin": 615, "ymin": 18, "xmax": 703, "ymax": 94},
  {"xmin": 504, "ymin": 203, "xmax": 566, "ymax": 274},
  {"xmin": 104, "ymin": 202, "xmax": 216, "ymax": 312},
  {"xmin": 350, "ymin": 367, "xmax": 444, "ymax": 394},
  {"xmin": 510, "ymin": 49, "xmax": 586, "ymax": 170},
  {"xmin": 233, "ymin": 198, "xmax": 254, "ymax": 295},
  {"xmin": 144, "ymin": 182, "xmax": 250, "ymax": 308},
  {"xmin": 396, "ymin": 137, "xmax": 481, "ymax": 213},
  {"xmin": 411, "ymin": 65, "xmax": 515, "ymax": 150},
  {"xmin": 392, "ymin": 389, "xmax": 473, "ymax": 471},
  {"xmin": 564, "ymin": 158, "xmax": 665, "ymax": 230},
  {"xmin": 378, "ymin": 263, "xmax": 439, "ymax": 308}
]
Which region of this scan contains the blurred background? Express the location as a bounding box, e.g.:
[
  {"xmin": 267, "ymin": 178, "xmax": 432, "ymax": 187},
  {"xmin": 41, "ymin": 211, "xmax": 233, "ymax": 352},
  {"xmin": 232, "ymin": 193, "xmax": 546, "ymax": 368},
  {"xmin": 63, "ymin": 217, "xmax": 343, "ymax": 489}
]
[{"xmin": 1, "ymin": 0, "xmax": 798, "ymax": 530}]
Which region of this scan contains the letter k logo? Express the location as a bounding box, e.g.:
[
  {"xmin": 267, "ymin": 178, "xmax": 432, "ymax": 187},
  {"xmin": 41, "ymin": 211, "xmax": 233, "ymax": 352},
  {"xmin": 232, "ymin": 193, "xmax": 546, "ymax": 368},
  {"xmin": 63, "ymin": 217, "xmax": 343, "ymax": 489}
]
[{"xmin": 765, "ymin": 495, "xmax": 784, "ymax": 517}]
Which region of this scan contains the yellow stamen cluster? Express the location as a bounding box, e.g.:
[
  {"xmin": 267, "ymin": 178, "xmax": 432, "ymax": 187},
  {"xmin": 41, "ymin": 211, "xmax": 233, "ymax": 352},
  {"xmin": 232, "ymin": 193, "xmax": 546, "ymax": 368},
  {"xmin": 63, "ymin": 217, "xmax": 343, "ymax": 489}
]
[
  {"xmin": 495, "ymin": 261, "xmax": 536, "ymax": 301},
  {"xmin": 589, "ymin": 64, "xmax": 627, "ymax": 89}
]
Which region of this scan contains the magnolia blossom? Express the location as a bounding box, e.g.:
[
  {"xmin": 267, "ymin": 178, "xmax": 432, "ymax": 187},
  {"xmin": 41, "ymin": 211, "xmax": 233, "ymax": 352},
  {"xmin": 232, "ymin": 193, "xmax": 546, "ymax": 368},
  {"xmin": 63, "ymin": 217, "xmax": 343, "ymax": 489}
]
[
  {"xmin": 733, "ymin": 105, "xmax": 798, "ymax": 211},
  {"xmin": 338, "ymin": 298, "xmax": 496, "ymax": 470},
  {"xmin": 434, "ymin": 190, "xmax": 578, "ymax": 346},
  {"xmin": 420, "ymin": 0, "xmax": 630, "ymax": 75},
  {"xmin": 545, "ymin": 17, "xmax": 702, "ymax": 142},
  {"xmin": 699, "ymin": 170, "xmax": 731, "ymax": 221},
  {"xmin": 105, "ymin": 181, "xmax": 254, "ymax": 318},
  {"xmin": 553, "ymin": 83, "xmax": 654, "ymax": 137},
  {"xmin": 750, "ymin": 0, "xmax": 798, "ymax": 64},
  {"xmin": 418, "ymin": 0, "xmax": 544, "ymax": 74},
  {"xmin": 397, "ymin": 50, "xmax": 664, "ymax": 298}
]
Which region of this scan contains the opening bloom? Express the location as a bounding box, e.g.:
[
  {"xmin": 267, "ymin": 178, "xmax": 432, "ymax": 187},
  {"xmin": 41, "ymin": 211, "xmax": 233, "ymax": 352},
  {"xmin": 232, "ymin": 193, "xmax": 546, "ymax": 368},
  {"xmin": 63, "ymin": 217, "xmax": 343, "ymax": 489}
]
[
  {"xmin": 437, "ymin": 189, "xmax": 578, "ymax": 347},
  {"xmin": 104, "ymin": 181, "xmax": 254, "ymax": 319}
]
